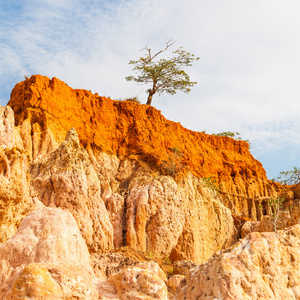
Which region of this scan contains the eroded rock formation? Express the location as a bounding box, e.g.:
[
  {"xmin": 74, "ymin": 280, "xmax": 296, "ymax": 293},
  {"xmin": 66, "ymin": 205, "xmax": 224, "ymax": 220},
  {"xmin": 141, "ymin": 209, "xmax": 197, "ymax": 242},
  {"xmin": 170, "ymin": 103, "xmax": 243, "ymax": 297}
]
[
  {"xmin": 175, "ymin": 225, "xmax": 300, "ymax": 299},
  {"xmin": 0, "ymin": 75, "xmax": 298, "ymax": 299},
  {"xmin": 8, "ymin": 75, "xmax": 281, "ymax": 218},
  {"xmin": 0, "ymin": 207, "xmax": 99, "ymax": 299}
]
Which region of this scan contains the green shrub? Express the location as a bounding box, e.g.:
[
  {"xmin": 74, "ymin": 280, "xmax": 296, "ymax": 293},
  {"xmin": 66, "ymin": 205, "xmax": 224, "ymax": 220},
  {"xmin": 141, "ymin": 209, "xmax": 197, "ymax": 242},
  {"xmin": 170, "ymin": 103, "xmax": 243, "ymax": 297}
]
[
  {"xmin": 275, "ymin": 166, "xmax": 300, "ymax": 185},
  {"xmin": 212, "ymin": 131, "xmax": 251, "ymax": 148},
  {"xmin": 203, "ymin": 177, "xmax": 221, "ymax": 194},
  {"xmin": 268, "ymin": 196, "xmax": 287, "ymax": 232},
  {"xmin": 162, "ymin": 146, "xmax": 184, "ymax": 176}
]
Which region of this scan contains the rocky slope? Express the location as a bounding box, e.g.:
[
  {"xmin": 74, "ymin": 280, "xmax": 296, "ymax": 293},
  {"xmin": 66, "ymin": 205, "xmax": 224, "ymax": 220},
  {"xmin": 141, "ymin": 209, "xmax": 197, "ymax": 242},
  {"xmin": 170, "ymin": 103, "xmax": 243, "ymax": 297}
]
[
  {"xmin": 176, "ymin": 225, "xmax": 300, "ymax": 299},
  {"xmin": 8, "ymin": 75, "xmax": 281, "ymax": 218},
  {"xmin": 0, "ymin": 75, "xmax": 299, "ymax": 299}
]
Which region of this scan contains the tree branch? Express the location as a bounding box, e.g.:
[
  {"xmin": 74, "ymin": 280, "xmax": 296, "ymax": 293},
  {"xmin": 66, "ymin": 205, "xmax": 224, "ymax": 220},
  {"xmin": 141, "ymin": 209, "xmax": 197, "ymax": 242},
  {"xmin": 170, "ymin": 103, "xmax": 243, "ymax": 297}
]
[{"xmin": 142, "ymin": 39, "xmax": 175, "ymax": 64}]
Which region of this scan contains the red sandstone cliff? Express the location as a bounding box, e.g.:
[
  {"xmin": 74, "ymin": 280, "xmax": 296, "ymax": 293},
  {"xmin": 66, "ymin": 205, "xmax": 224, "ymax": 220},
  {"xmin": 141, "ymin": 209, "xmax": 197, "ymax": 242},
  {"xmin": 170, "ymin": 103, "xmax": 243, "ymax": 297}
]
[
  {"xmin": 1, "ymin": 75, "xmax": 299, "ymax": 299},
  {"xmin": 8, "ymin": 75, "xmax": 277, "ymax": 204}
]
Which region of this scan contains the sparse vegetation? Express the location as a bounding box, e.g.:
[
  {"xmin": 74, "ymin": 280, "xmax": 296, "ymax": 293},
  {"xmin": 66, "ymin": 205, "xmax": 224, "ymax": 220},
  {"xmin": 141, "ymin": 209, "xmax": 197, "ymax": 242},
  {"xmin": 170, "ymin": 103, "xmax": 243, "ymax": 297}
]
[
  {"xmin": 212, "ymin": 131, "xmax": 251, "ymax": 148},
  {"xmin": 267, "ymin": 196, "xmax": 287, "ymax": 233},
  {"xmin": 123, "ymin": 97, "xmax": 141, "ymax": 104},
  {"xmin": 202, "ymin": 176, "xmax": 221, "ymax": 194},
  {"xmin": 274, "ymin": 166, "xmax": 300, "ymax": 185},
  {"xmin": 126, "ymin": 39, "xmax": 200, "ymax": 105},
  {"xmin": 161, "ymin": 146, "xmax": 184, "ymax": 176}
]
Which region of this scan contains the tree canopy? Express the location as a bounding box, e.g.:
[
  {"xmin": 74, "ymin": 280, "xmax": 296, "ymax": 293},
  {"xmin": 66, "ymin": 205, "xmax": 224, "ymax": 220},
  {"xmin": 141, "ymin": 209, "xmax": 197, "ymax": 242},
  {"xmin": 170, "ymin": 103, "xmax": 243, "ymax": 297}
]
[
  {"xmin": 126, "ymin": 40, "xmax": 200, "ymax": 105},
  {"xmin": 274, "ymin": 166, "xmax": 300, "ymax": 185}
]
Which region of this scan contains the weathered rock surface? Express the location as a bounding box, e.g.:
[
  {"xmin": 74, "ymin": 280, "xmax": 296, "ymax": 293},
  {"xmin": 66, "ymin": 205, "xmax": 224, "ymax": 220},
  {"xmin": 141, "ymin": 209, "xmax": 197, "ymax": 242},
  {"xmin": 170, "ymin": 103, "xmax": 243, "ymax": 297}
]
[
  {"xmin": 0, "ymin": 106, "xmax": 33, "ymax": 243},
  {"xmin": 176, "ymin": 225, "xmax": 300, "ymax": 300},
  {"xmin": 126, "ymin": 175, "xmax": 186, "ymax": 259},
  {"xmin": 1, "ymin": 75, "xmax": 298, "ymax": 299},
  {"xmin": 8, "ymin": 75, "xmax": 281, "ymax": 220},
  {"xmin": 110, "ymin": 266, "xmax": 168, "ymax": 300},
  {"xmin": 0, "ymin": 146, "xmax": 32, "ymax": 243},
  {"xmin": 0, "ymin": 207, "xmax": 98, "ymax": 299},
  {"xmin": 30, "ymin": 128, "xmax": 114, "ymax": 253},
  {"xmin": 173, "ymin": 260, "xmax": 198, "ymax": 276},
  {"xmin": 171, "ymin": 173, "xmax": 237, "ymax": 263},
  {"xmin": 0, "ymin": 106, "xmax": 14, "ymax": 149},
  {"xmin": 167, "ymin": 275, "xmax": 185, "ymax": 292}
]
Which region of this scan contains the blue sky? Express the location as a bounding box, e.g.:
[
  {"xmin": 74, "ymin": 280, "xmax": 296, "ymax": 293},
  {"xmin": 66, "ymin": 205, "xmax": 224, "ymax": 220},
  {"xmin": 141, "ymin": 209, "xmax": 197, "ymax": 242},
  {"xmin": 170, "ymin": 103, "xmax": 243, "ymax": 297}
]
[{"xmin": 1, "ymin": 0, "xmax": 300, "ymax": 179}]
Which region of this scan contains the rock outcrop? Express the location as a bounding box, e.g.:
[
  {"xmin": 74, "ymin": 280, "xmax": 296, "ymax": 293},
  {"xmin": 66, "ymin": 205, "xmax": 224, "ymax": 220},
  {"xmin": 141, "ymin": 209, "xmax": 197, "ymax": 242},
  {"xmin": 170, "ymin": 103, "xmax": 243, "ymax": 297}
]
[
  {"xmin": 176, "ymin": 225, "xmax": 300, "ymax": 300},
  {"xmin": 0, "ymin": 106, "xmax": 14, "ymax": 149},
  {"xmin": 30, "ymin": 128, "xmax": 114, "ymax": 253},
  {"xmin": 8, "ymin": 75, "xmax": 280, "ymax": 219},
  {"xmin": 110, "ymin": 265, "xmax": 168, "ymax": 300},
  {"xmin": 0, "ymin": 106, "xmax": 33, "ymax": 243},
  {"xmin": 1, "ymin": 75, "xmax": 298, "ymax": 299},
  {"xmin": 0, "ymin": 207, "xmax": 99, "ymax": 299}
]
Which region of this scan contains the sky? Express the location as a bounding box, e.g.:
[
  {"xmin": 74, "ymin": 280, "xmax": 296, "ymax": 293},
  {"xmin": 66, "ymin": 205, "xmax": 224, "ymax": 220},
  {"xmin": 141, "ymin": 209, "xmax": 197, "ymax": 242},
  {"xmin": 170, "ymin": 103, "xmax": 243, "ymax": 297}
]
[{"xmin": 1, "ymin": 0, "xmax": 300, "ymax": 179}]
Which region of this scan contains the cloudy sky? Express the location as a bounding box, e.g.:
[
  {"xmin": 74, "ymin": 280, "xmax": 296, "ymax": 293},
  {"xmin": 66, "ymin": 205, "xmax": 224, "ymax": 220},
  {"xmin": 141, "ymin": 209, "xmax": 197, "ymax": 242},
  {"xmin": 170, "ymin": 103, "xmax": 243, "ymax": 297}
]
[{"xmin": 1, "ymin": 0, "xmax": 300, "ymax": 179}]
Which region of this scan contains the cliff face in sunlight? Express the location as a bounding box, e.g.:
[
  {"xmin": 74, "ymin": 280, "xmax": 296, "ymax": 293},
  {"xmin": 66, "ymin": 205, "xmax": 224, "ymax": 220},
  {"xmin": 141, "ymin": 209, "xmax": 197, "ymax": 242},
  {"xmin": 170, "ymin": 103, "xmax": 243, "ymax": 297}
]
[
  {"xmin": 1, "ymin": 75, "xmax": 298, "ymax": 299},
  {"xmin": 8, "ymin": 75, "xmax": 280, "ymax": 218}
]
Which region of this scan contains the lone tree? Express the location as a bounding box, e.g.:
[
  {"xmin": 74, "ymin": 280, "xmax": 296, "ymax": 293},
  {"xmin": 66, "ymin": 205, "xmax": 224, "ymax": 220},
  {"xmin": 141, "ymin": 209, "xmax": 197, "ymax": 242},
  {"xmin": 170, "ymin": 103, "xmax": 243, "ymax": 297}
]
[
  {"xmin": 275, "ymin": 166, "xmax": 300, "ymax": 185},
  {"xmin": 126, "ymin": 40, "xmax": 200, "ymax": 105}
]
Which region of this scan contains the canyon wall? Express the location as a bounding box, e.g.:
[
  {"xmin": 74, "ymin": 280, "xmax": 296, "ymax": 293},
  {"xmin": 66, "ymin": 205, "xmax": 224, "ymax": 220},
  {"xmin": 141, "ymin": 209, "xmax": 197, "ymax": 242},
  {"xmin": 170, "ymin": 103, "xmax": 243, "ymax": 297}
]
[
  {"xmin": 8, "ymin": 75, "xmax": 281, "ymax": 218},
  {"xmin": 1, "ymin": 75, "xmax": 297, "ymax": 299}
]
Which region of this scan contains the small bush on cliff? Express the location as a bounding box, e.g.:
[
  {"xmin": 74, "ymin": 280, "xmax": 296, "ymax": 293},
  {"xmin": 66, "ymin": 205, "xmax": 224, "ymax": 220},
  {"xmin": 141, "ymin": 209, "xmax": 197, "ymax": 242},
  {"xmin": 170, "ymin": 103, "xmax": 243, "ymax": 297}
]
[
  {"xmin": 202, "ymin": 177, "xmax": 221, "ymax": 194},
  {"xmin": 212, "ymin": 131, "xmax": 251, "ymax": 148},
  {"xmin": 274, "ymin": 166, "xmax": 300, "ymax": 185},
  {"xmin": 162, "ymin": 146, "xmax": 184, "ymax": 176},
  {"xmin": 126, "ymin": 39, "xmax": 200, "ymax": 105},
  {"xmin": 123, "ymin": 97, "xmax": 141, "ymax": 104},
  {"xmin": 267, "ymin": 196, "xmax": 291, "ymax": 233}
]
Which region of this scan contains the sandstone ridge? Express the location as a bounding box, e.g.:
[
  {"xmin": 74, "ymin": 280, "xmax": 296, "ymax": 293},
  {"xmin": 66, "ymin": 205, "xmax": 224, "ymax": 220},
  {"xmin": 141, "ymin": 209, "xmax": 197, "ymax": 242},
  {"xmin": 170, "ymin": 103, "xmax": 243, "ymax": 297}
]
[
  {"xmin": 1, "ymin": 75, "xmax": 299, "ymax": 299},
  {"xmin": 9, "ymin": 75, "xmax": 276, "ymax": 202}
]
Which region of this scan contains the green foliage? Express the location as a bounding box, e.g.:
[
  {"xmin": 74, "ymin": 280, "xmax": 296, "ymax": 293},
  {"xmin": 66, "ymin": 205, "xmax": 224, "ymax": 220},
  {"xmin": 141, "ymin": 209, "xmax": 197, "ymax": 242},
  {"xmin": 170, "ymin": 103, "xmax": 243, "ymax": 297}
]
[
  {"xmin": 212, "ymin": 131, "xmax": 251, "ymax": 148},
  {"xmin": 275, "ymin": 166, "xmax": 300, "ymax": 185},
  {"xmin": 268, "ymin": 196, "xmax": 286, "ymax": 232},
  {"xmin": 164, "ymin": 256, "xmax": 172, "ymax": 265},
  {"xmin": 162, "ymin": 146, "xmax": 184, "ymax": 177},
  {"xmin": 126, "ymin": 40, "xmax": 200, "ymax": 105},
  {"xmin": 203, "ymin": 177, "xmax": 221, "ymax": 194}
]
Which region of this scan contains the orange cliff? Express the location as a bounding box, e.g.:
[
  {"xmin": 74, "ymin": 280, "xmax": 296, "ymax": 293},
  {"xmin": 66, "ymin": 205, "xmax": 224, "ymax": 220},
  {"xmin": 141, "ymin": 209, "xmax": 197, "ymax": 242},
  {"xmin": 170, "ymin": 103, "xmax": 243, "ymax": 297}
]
[{"xmin": 8, "ymin": 75, "xmax": 279, "ymax": 203}]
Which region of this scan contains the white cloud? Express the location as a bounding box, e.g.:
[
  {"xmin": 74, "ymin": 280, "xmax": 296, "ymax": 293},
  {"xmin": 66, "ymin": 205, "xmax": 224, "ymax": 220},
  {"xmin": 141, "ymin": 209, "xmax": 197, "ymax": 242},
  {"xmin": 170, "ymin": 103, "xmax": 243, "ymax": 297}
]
[{"xmin": 1, "ymin": 0, "xmax": 300, "ymax": 178}]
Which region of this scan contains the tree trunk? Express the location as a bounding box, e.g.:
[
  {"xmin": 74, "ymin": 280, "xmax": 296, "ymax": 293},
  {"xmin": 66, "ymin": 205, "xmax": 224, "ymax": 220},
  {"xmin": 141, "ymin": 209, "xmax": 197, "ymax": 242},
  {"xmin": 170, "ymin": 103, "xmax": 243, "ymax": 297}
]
[{"xmin": 146, "ymin": 93, "xmax": 153, "ymax": 105}]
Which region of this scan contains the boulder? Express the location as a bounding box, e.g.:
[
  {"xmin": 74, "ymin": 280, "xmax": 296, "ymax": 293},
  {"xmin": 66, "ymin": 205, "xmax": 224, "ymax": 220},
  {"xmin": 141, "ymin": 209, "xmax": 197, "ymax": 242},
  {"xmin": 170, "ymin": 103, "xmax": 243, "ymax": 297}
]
[
  {"xmin": 0, "ymin": 207, "xmax": 98, "ymax": 299},
  {"xmin": 110, "ymin": 266, "xmax": 168, "ymax": 300},
  {"xmin": 176, "ymin": 225, "xmax": 300, "ymax": 299}
]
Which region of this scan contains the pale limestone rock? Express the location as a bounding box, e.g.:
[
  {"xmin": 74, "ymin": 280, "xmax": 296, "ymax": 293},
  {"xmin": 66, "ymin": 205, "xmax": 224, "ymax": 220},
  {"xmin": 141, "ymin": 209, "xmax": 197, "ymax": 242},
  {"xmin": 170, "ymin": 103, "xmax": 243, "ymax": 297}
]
[
  {"xmin": 6, "ymin": 263, "xmax": 63, "ymax": 299},
  {"xmin": 103, "ymin": 190, "xmax": 125, "ymax": 248},
  {"xmin": 0, "ymin": 106, "xmax": 33, "ymax": 242},
  {"xmin": 0, "ymin": 106, "xmax": 14, "ymax": 149},
  {"xmin": 167, "ymin": 275, "xmax": 185, "ymax": 292},
  {"xmin": 136, "ymin": 261, "xmax": 168, "ymax": 283},
  {"xmin": 30, "ymin": 128, "xmax": 114, "ymax": 253},
  {"xmin": 126, "ymin": 175, "xmax": 186, "ymax": 259},
  {"xmin": 175, "ymin": 225, "xmax": 300, "ymax": 300},
  {"xmin": 110, "ymin": 267, "xmax": 168, "ymax": 300},
  {"xmin": 0, "ymin": 147, "xmax": 32, "ymax": 242},
  {"xmin": 13, "ymin": 112, "xmax": 58, "ymax": 161},
  {"xmin": 241, "ymin": 213, "xmax": 292, "ymax": 238},
  {"xmin": 0, "ymin": 207, "xmax": 98, "ymax": 299},
  {"xmin": 171, "ymin": 173, "xmax": 237, "ymax": 263}
]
